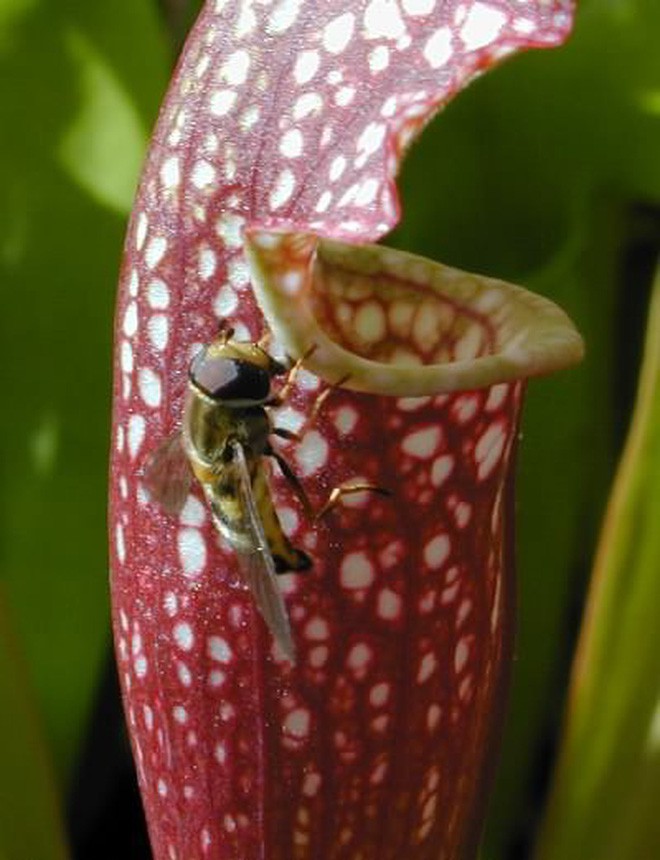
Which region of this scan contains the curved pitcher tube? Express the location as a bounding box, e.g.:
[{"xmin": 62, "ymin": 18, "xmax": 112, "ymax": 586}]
[
  {"xmin": 110, "ymin": 228, "xmax": 582, "ymax": 859},
  {"xmin": 108, "ymin": 1, "xmax": 579, "ymax": 857}
]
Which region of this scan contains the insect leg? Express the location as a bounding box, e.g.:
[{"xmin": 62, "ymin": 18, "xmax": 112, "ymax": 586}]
[
  {"xmin": 272, "ymin": 427, "xmax": 301, "ymax": 443},
  {"xmin": 257, "ymin": 329, "xmax": 271, "ymax": 351},
  {"xmin": 306, "ymin": 373, "xmax": 351, "ymax": 429},
  {"xmin": 315, "ymin": 483, "xmax": 392, "ymax": 521},
  {"xmin": 266, "ymin": 344, "xmax": 317, "ymax": 406},
  {"xmin": 268, "ymin": 440, "xmax": 391, "ymax": 522},
  {"xmin": 266, "ymin": 446, "xmax": 314, "ymax": 520},
  {"xmin": 289, "ymin": 372, "xmax": 351, "ymax": 439}
]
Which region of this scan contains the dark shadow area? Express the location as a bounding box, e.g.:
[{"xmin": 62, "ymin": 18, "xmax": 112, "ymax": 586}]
[{"xmin": 68, "ymin": 651, "xmax": 150, "ymax": 860}]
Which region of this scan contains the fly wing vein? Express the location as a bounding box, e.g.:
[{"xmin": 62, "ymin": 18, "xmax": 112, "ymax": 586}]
[
  {"xmin": 229, "ymin": 439, "xmax": 296, "ymax": 662},
  {"xmin": 143, "ymin": 432, "xmax": 192, "ymax": 515}
]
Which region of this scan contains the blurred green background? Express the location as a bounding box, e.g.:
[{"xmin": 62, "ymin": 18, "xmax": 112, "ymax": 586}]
[{"xmin": 1, "ymin": 0, "xmax": 659, "ymax": 857}]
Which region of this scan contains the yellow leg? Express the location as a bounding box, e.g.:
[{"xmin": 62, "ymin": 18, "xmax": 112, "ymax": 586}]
[
  {"xmin": 279, "ymin": 371, "xmax": 352, "ymax": 437},
  {"xmin": 268, "ymin": 362, "xmax": 390, "ymax": 524},
  {"xmin": 268, "ymin": 445, "xmax": 390, "ymax": 523},
  {"xmin": 257, "ymin": 328, "xmax": 272, "ymax": 351},
  {"xmin": 315, "ymin": 483, "xmax": 391, "ymax": 521},
  {"xmin": 268, "ymin": 448, "xmax": 314, "ymax": 520},
  {"xmin": 269, "ymin": 344, "xmax": 317, "ymax": 405},
  {"xmin": 304, "ymin": 373, "xmax": 351, "ymax": 429}
]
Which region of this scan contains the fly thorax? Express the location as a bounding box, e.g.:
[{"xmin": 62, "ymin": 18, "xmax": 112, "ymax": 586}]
[
  {"xmin": 182, "ymin": 390, "xmax": 233, "ymax": 467},
  {"xmin": 230, "ymin": 406, "xmax": 270, "ymax": 458}
]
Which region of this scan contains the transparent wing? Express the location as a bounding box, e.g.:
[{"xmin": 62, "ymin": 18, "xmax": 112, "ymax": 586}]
[
  {"xmin": 143, "ymin": 432, "xmax": 192, "ymax": 516},
  {"xmin": 229, "ymin": 439, "xmax": 296, "ymax": 663}
]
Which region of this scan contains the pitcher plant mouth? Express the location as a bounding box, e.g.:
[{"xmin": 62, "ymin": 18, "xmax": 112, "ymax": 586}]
[{"xmin": 246, "ymin": 229, "xmax": 585, "ymax": 395}]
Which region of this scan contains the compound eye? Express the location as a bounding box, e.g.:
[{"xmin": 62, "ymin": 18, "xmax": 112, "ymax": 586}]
[{"xmin": 190, "ymin": 349, "xmax": 271, "ymax": 402}]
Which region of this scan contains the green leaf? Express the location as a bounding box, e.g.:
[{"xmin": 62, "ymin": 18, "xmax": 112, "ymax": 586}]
[
  {"xmin": 58, "ymin": 26, "xmax": 152, "ymax": 213},
  {"xmin": 0, "ymin": 587, "xmax": 69, "ymax": 860},
  {"xmin": 534, "ymin": 262, "xmax": 660, "ymax": 859},
  {"xmin": 0, "ymin": 0, "xmax": 168, "ymax": 790}
]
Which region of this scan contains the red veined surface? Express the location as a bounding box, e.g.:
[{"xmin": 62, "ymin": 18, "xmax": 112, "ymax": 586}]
[{"xmin": 109, "ymin": 2, "xmax": 575, "ymax": 858}]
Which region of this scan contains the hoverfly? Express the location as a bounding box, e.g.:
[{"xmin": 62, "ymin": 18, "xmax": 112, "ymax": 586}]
[{"xmin": 144, "ymin": 324, "xmax": 384, "ymax": 662}]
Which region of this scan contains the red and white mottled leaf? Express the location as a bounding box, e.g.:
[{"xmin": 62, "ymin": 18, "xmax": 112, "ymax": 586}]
[{"xmin": 109, "ymin": 2, "xmax": 578, "ymax": 858}]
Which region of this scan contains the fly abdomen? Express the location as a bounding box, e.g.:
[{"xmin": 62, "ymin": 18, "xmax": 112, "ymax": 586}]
[
  {"xmin": 251, "ymin": 467, "xmax": 312, "ymax": 575},
  {"xmin": 273, "ymin": 547, "xmax": 312, "ymax": 574},
  {"xmin": 207, "ymin": 477, "xmax": 255, "ymax": 551}
]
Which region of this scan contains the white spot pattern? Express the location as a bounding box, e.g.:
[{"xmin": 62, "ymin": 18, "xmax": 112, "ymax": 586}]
[
  {"xmin": 460, "ymin": 3, "xmax": 507, "ymax": 50},
  {"xmin": 110, "ymin": 0, "xmax": 567, "ymax": 853},
  {"xmin": 340, "ymin": 551, "xmax": 375, "ymax": 590},
  {"xmin": 294, "ymin": 50, "xmax": 320, "ymax": 84},
  {"xmin": 138, "ymin": 368, "xmax": 162, "ymax": 408},
  {"xmin": 161, "ymin": 156, "xmax": 181, "ymax": 189},
  {"xmin": 148, "ymin": 315, "xmax": 169, "ymax": 351},
  {"xmin": 145, "ymin": 236, "xmax": 167, "ymax": 269},
  {"xmin": 173, "ymin": 623, "xmax": 194, "ymax": 652},
  {"xmin": 147, "ymin": 279, "xmax": 170, "ymax": 309},
  {"xmin": 178, "ymin": 528, "xmax": 207, "ymax": 579},
  {"xmin": 323, "ymin": 13, "xmax": 355, "ymax": 54}
]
